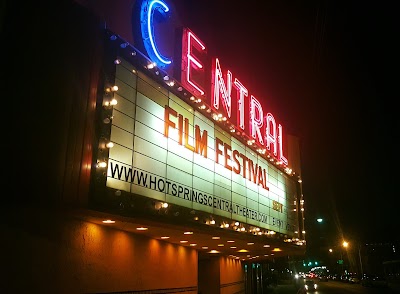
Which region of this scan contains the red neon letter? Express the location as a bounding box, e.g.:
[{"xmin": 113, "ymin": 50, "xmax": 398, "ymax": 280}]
[
  {"xmin": 278, "ymin": 124, "xmax": 288, "ymax": 166},
  {"xmin": 181, "ymin": 28, "xmax": 206, "ymax": 96},
  {"xmin": 233, "ymin": 78, "xmax": 248, "ymax": 131},
  {"xmin": 250, "ymin": 95, "xmax": 264, "ymax": 145},
  {"xmin": 212, "ymin": 58, "xmax": 232, "ymax": 118},
  {"xmin": 265, "ymin": 113, "xmax": 277, "ymax": 156}
]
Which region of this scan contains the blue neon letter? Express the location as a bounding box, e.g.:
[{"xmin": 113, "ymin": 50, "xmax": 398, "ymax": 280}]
[{"xmin": 140, "ymin": 0, "xmax": 172, "ymax": 67}]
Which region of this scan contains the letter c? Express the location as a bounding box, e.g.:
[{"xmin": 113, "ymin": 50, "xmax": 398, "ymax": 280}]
[{"xmin": 140, "ymin": 0, "xmax": 172, "ymax": 67}]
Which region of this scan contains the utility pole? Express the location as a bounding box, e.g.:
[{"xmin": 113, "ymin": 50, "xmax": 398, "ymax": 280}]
[{"xmin": 358, "ymin": 244, "xmax": 364, "ymax": 277}]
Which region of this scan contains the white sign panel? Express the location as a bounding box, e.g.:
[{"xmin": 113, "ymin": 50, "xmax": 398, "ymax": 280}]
[{"xmin": 106, "ymin": 58, "xmax": 298, "ymax": 235}]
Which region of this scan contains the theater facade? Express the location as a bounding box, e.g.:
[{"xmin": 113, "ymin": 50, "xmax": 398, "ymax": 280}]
[{"xmin": 4, "ymin": 0, "xmax": 306, "ymax": 293}]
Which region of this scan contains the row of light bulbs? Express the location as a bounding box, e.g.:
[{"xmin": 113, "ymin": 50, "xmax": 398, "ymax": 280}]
[{"xmin": 152, "ymin": 199, "xmax": 305, "ymax": 244}]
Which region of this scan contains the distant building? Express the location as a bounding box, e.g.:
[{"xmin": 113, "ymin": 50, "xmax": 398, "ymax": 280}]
[{"xmin": 362, "ymin": 242, "xmax": 400, "ymax": 275}]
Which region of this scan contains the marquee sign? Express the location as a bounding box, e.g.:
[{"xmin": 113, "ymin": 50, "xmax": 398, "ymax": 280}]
[{"xmin": 101, "ymin": 0, "xmax": 300, "ymax": 236}]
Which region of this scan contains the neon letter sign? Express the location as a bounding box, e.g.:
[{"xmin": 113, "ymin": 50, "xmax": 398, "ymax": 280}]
[
  {"xmin": 250, "ymin": 95, "xmax": 264, "ymax": 145},
  {"xmin": 140, "ymin": 0, "xmax": 172, "ymax": 68},
  {"xmin": 212, "ymin": 58, "xmax": 232, "ymax": 118},
  {"xmin": 233, "ymin": 79, "xmax": 248, "ymax": 131},
  {"xmin": 181, "ymin": 28, "xmax": 206, "ymax": 96},
  {"xmin": 265, "ymin": 113, "xmax": 277, "ymax": 156},
  {"xmin": 137, "ymin": 2, "xmax": 289, "ymax": 166}
]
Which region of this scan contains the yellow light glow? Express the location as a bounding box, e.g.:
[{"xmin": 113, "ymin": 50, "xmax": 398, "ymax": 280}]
[
  {"xmin": 102, "ymin": 219, "xmax": 115, "ymax": 224},
  {"xmin": 97, "ymin": 161, "xmax": 107, "ymax": 168},
  {"xmin": 147, "ymin": 62, "xmax": 156, "ymax": 69},
  {"xmin": 136, "ymin": 227, "xmax": 148, "ymax": 231}
]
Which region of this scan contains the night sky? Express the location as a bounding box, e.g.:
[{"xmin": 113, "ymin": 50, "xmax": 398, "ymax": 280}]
[{"xmin": 175, "ymin": 0, "xmax": 399, "ymax": 244}]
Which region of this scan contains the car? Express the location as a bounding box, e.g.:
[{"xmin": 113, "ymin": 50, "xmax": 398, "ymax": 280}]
[
  {"xmin": 303, "ymin": 279, "xmax": 318, "ymax": 292},
  {"xmin": 361, "ymin": 274, "xmax": 388, "ymax": 287},
  {"xmin": 348, "ymin": 276, "xmax": 360, "ymax": 284}
]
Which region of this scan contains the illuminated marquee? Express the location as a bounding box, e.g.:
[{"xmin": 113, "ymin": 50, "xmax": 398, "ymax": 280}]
[
  {"xmin": 138, "ymin": 0, "xmax": 289, "ymax": 166},
  {"xmin": 104, "ymin": 57, "xmax": 299, "ymax": 233}
]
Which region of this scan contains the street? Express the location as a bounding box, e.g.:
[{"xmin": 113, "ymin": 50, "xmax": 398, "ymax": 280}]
[{"xmin": 263, "ymin": 280, "xmax": 400, "ymax": 293}]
